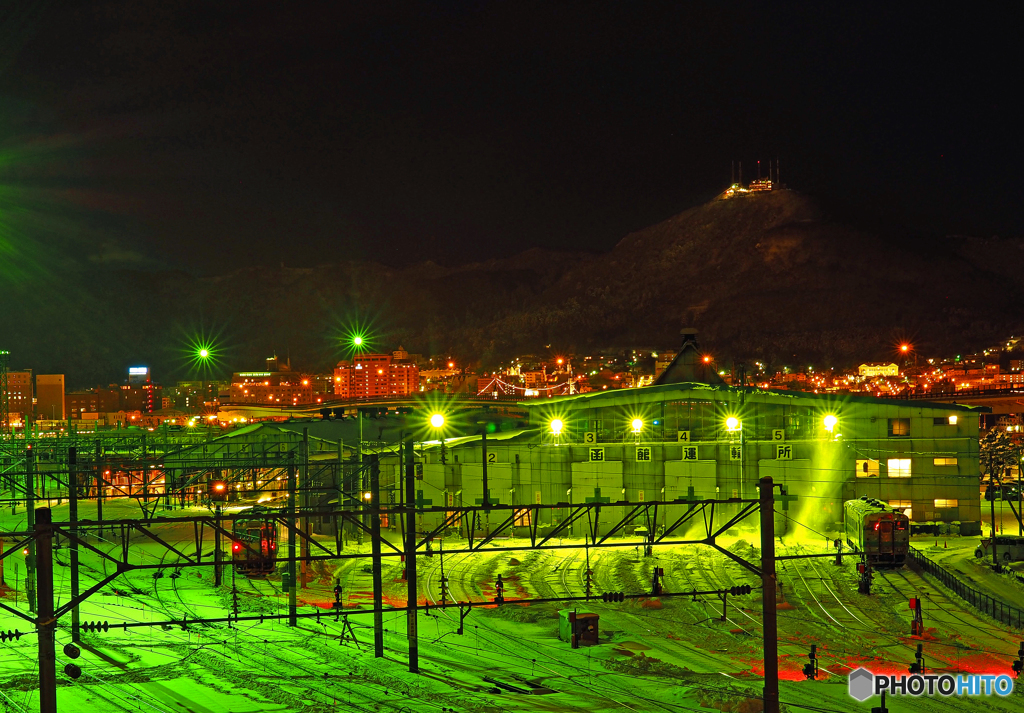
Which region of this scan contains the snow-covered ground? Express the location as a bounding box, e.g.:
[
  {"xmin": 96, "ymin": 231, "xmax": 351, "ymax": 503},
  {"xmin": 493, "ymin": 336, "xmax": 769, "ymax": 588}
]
[{"xmin": 2, "ymin": 500, "xmax": 1023, "ymax": 712}]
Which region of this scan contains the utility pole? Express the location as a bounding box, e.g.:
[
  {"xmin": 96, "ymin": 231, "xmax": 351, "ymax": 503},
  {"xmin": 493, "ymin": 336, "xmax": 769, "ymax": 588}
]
[
  {"xmin": 0, "ymin": 349, "xmax": 9, "ymax": 440},
  {"xmin": 481, "ymin": 431, "xmax": 489, "ymax": 507},
  {"xmin": 214, "ymin": 504, "xmax": 223, "ymax": 587},
  {"xmin": 36, "ymin": 507, "xmax": 57, "ymax": 713},
  {"xmin": 370, "ymin": 453, "xmax": 383, "ymax": 658},
  {"xmin": 96, "ymin": 447, "xmax": 104, "ymax": 538},
  {"xmin": 25, "ymin": 446, "xmax": 37, "ymax": 612},
  {"xmin": 481, "ymin": 430, "xmax": 489, "ymax": 536},
  {"xmin": 69, "ymin": 447, "xmax": 81, "ymax": 642},
  {"xmin": 301, "ymin": 428, "xmax": 309, "ymax": 589},
  {"xmin": 287, "ymin": 453, "xmax": 297, "ymax": 626},
  {"xmin": 759, "ymin": 476, "xmax": 779, "ymax": 713},
  {"xmin": 404, "ymin": 438, "xmax": 419, "ymax": 673}
]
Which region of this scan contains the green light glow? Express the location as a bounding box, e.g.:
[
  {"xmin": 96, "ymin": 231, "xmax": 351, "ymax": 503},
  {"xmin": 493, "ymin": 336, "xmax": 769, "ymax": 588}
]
[{"xmin": 179, "ymin": 327, "xmax": 228, "ymax": 380}]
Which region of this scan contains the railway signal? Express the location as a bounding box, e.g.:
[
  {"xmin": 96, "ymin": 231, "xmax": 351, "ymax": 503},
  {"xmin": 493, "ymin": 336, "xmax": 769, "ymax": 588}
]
[
  {"xmin": 909, "ymin": 597, "xmax": 924, "ymax": 636},
  {"xmin": 802, "ymin": 643, "xmax": 818, "ymax": 680},
  {"xmin": 857, "ymin": 562, "xmax": 873, "ymax": 594},
  {"xmin": 494, "ymin": 573, "xmax": 505, "ymax": 604},
  {"xmin": 908, "ymin": 643, "xmax": 925, "ymax": 674},
  {"xmin": 651, "ymin": 567, "xmax": 664, "ymax": 596}
]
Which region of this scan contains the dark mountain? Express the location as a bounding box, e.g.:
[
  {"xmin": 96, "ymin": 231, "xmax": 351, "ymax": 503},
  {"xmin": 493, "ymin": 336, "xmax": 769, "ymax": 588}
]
[{"xmin": 5, "ymin": 190, "xmax": 1022, "ymax": 386}]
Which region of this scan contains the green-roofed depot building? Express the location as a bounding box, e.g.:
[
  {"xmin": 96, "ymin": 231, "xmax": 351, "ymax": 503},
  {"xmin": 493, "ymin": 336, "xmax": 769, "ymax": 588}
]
[{"xmin": 416, "ymin": 331, "xmax": 985, "ymax": 537}]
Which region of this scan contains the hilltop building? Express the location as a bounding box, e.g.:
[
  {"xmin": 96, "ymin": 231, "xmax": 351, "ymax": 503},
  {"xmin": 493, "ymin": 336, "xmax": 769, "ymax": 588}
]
[{"xmin": 859, "ymin": 363, "xmax": 899, "ymax": 377}]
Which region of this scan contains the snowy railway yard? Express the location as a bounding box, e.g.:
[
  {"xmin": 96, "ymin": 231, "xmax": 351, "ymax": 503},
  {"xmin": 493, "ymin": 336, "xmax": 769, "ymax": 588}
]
[{"xmin": 2, "ymin": 501, "xmax": 1024, "ymax": 712}]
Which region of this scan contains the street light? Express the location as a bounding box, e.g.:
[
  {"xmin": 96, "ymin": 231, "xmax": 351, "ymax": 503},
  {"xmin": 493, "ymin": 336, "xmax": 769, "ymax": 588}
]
[
  {"xmin": 823, "ymin": 414, "xmax": 838, "ymax": 433},
  {"xmin": 550, "ymin": 418, "xmax": 564, "ymax": 435},
  {"xmin": 631, "ymin": 418, "xmax": 643, "ymax": 433},
  {"xmin": 726, "ymin": 416, "xmax": 740, "ymax": 432},
  {"xmin": 430, "ymin": 413, "xmax": 445, "ymax": 429}
]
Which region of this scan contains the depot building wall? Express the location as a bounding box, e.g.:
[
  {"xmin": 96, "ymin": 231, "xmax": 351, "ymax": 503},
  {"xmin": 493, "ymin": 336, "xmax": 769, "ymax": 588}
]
[{"xmin": 417, "ymin": 386, "xmax": 983, "ymax": 536}]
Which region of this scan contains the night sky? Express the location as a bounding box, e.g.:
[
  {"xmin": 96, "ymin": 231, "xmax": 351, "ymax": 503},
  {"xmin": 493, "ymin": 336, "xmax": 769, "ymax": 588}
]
[{"xmin": 1, "ymin": 2, "xmax": 1018, "ymax": 275}]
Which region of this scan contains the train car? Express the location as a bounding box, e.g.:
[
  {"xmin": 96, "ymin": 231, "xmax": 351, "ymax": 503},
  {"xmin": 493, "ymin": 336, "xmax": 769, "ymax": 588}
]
[
  {"xmin": 843, "ymin": 497, "xmax": 910, "ymax": 566},
  {"xmin": 231, "ymin": 506, "xmax": 279, "ymax": 576}
]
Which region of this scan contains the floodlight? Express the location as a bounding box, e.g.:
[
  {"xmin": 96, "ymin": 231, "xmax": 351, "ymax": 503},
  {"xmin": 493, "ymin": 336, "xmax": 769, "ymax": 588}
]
[
  {"xmin": 631, "ymin": 418, "xmax": 643, "ymax": 433},
  {"xmin": 726, "ymin": 416, "xmax": 740, "ymax": 432},
  {"xmin": 198, "ymin": 348, "xmax": 209, "ymax": 359},
  {"xmin": 430, "ymin": 413, "xmax": 445, "ymax": 429},
  {"xmin": 550, "ymin": 418, "xmax": 564, "ymax": 435},
  {"xmin": 823, "ymin": 414, "xmax": 838, "ymax": 432},
  {"xmin": 352, "ymin": 336, "xmax": 363, "ymax": 346}
]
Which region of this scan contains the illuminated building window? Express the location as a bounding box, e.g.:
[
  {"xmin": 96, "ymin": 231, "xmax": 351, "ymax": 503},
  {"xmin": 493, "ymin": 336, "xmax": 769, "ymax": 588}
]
[
  {"xmin": 889, "ymin": 500, "xmax": 912, "ymax": 508},
  {"xmin": 888, "ymin": 418, "xmax": 910, "ymax": 437},
  {"xmin": 887, "ymin": 458, "xmax": 912, "ymax": 478},
  {"xmin": 933, "ymin": 499, "xmax": 958, "ymax": 508},
  {"xmin": 855, "ymin": 459, "xmax": 879, "ymax": 478},
  {"xmin": 933, "ymin": 457, "xmax": 958, "ymax": 466}
]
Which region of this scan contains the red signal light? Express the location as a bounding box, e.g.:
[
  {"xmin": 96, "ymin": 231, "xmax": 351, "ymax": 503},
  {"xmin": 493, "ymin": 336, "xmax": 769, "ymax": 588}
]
[{"xmin": 232, "ymin": 542, "xmax": 242, "ymax": 553}]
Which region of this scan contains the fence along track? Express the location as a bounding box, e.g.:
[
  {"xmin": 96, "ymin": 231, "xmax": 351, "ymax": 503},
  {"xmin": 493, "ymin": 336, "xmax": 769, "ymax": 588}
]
[{"xmin": 908, "ymin": 546, "xmax": 1024, "ymax": 629}]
